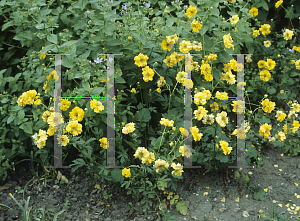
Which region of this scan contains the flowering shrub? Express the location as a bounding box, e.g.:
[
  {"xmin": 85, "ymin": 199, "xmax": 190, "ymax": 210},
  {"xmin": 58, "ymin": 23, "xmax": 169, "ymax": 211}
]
[{"xmin": 1, "ymin": 0, "xmax": 300, "ymax": 215}]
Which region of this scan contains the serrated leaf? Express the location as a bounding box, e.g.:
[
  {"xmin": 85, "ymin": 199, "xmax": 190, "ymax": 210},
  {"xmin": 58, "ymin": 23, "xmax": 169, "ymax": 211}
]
[
  {"xmin": 90, "ymin": 87, "xmax": 105, "ymax": 96},
  {"xmin": 47, "ymin": 34, "xmax": 58, "ymax": 44},
  {"xmin": 115, "ymin": 76, "xmax": 126, "ymax": 84},
  {"xmin": 176, "ymin": 201, "xmax": 188, "ymax": 215},
  {"xmin": 157, "ymin": 180, "xmax": 167, "ymax": 191},
  {"xmin": 82, "ymin": 81, "xmax": 90, "ymax": 91},
  {"xmin": 135, "ymin": 108, "xmax": 151, "ymax": 122},
  {"xmin": 20, "ymin": 122, "xmax": 33, "ymax": 134},
  {"xmin": 111, "ymin": 168, "xmax": 124, "ymax": 183}
]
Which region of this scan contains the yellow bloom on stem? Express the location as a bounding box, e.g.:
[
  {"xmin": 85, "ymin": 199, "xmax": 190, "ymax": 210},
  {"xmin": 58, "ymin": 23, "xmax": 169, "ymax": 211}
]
[
  {"xmin": 69, "ymin": 107, "xmax": 85, "ymax": 122},
  {"xmin": 90, "ymin": 99, "xmax": 104, "ymax": 113},
  {"xmin": 171, "ymin": 163, "xmax": 184, "ymax": 176},
  {"xmin": 275, "ymin": 0, "xmax": 283, "ymax": 8},
  {"xmin": 134, "ymin": 147, "xmax": 150, "ymax": 164},
  {"xmin": 259, "ymin": 70, "xmax": 271, "ymax": 82},
  {"xmin": 276, "ymin": 111, "xmax": 286, "ymax": 122},
  {"xmin": 179, "ymin": 127, "xmax": 189, "ymax": 137},
  {"xmin": 283, "ymin": 29, "xmax": 294, "ymax": 40},
  {"xmin": 161, "ymin": 39, "xmax": 172, "ymax": 51},
  {"xmin": 261, "ymin": 99, "xmax": 275, "ymax": 113},
  {"xmin": 128, "ymin": 36, "xmax": 132, "ymax": 40},
  {"xmin": 191, "ymin": 19, "xmax": 202, "ymax": 32},
  {"xmin": 166, "ymin": 34, "xmax": 178, "ymax": 44},
  {"xmin": 230, "ymin": 15, "xmax": 239, "ymax": 25},
  {"xmin": 215, "ymin": 91, "xmax": 228, "ymax": 100},
  {"xmin": 194, "ymin": 106, "xmax": 208, "ymax": 121},
  {"xmin": 134, "ymin": 53, "xmax": 149, "ymax": 67},
  {"xmin": 122, "ymin": 122, "xmax": 136, "ymax": 134},
  {"xmin": 185, "ymin": 5, "xmax": 197, "ymax": 18},
  {"xmin": 259, "ymin": 24, "xmax": 271, "ymax": 36},
  {"xmin": 99, "ymin": 137, "xmax": 109, "ymax": 149},
  {"xmin": 264, "ymin": 40, "xmax": 271, "ymax": 48},
  {"xmin": 259, "ymin": 123, "xmax": 272, "ymax": 139},
  {"xmin": 66, "ymin": 120, "xmax": 83, "ymax": 137},
  {"xmin": 265, "ymin": 59, "xmax": 276, "ymax": 70},
  {"xmin": 60, "ymin": 98, "xmax": 71, "ymax": 111},
  {"xmin": 40, "ymin": 47, "xmax": 46, "ymax": 59},
  {"xmin": 219, "ymin": 140, "xmax": 233, "ymax": 155},
  {"xmin": 130, "ymin": 88, "xmax": 136, "ymax": 93},
  {"xmin": 47, "ymin": 112, "xmax": 64, "ymax": 127},
  {"xmin": 216, "ymin": 111, "xmax": 229, "ymax": 128},
  {"xmin": 176, "ymin": 71, "xmax": 188, "ymax": 83},
  {"xmin": 249, "ymin": 8, "xmax": 258, "ymax": 17},
  {"xmin": 142, "ymin": 66, "xmax": 155, "ymax": 82},
  {"xmin": 122, "ymin": 168, "xmax": 131, "ymax": 178},
  {"xmin": 223, "ymin": 33, "xmax": 234, "ymax": 51},
  {"xmin": 179, "ymin": 144, "xmax": 192, "ymax": 158},
  {"xmin": 153, "ymin": 159, "xmax": 169, "ymax": 173},
  {"xmin": 179, "ymin": 40, "xmax": 192, "ymax": 54},
  {"xmin": 183, "ymin": 79, "xmax": 193, "ymax": 89},
  {"xmin": 253, "ymin": 30, "xmax": 260, "ymax": 37},
  {"xmin": 257, "ymin": 60, "xmax": 265, "ymax": 68}
]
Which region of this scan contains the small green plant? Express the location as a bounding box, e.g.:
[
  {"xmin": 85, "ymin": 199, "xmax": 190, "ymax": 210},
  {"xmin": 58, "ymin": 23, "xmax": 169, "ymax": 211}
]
[
  {"xmin": 64, "ymin": 200, "xmax": 70, "ymax": 207},
  {"xmin": 258, "ymin": 205, "xmax": 293, "ymax": 221},
  {"xmin": 102, "ymin": 190, "xmax": 112, "ymax": 200}
]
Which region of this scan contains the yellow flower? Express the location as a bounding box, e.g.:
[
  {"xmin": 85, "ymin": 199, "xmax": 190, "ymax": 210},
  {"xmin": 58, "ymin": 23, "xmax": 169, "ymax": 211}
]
[
  {"xmin": 61, "ymin": 135, "xmax": 69, "ymax": 146},
  {"xmin": 179, "ymin": 127, "xmax": 189, "ymax": 137},
  {"xmin": 219, "ymin": 140, "xmax": 233, "ymax": 155},
  {"xmin": 122, "ymin": 122, "xmax": 136, "ymax": 134},
  {"xmin": 34, "ymin": 99, "xmax": 41, "ymax": 105},
  {"xmin": 40, "ymin": 47, "xmax": 46, "ymax": 59},
  {"xmin": 261, "ymin": 99, "xmax": 276, "ymax": 113},
  {"xmin": 249, "ymin": 8, "xmax": 258, "ymax": 17},
  {"xmin": 90, "ymin": 99, "xmax": 104, "ymax": 113},
  {"xmin": 130, "ymin": 88, "xmax": 136, "ymax": 93},
  {"xmin": 179, "ymin": 40, "xmax": 192, "ymax": 54},
  {"xmin": 161, "ymin": 39, "xmax": 172, "ymax": 51},
  {"xmin": 134, "ymin": 147, "xmax": 150, "ymax": 164},
  {"xmin": 257, "ymin": 60, "xmax": 265, "ymax": 68},
  {"xmin": 194, "ymin": 106, "xmax": 208, "ymax": 121},
  {"xmin": 142, "ymin": 66, "xmax": 155, "ymax": 82},
  {"xmin": 275, "ymin": 0, "xmax": 283, "ymax": 8},
  {"xmin": 169, "ymin": 142, "xmax": 173, "ymax": 146},
  {"xmin": 280, "ymin": 90, "xmax": 284, "ymax": 93},
  {"xmin": 264, "ymin": 40, "xmax": 271, "ymax": 48},
  {"xmin": 153, "ymin": 159, "xmax": 169, "ymax": 172},
  {"xmin": 265, "ymin": 59, "xmax": 276, "ymax": 70},
  {"xmin": 295, "ymin": 183, "xmax": 299, "ymax": 186},
  {"xmin": 122, "ymin": 168, "xmax": 131, "ymax": 178},
  {"xmin": 183, "ymin": 79, "xmax": 193, "ymax": 89},
  {"xmin": 191, "ymin": 19, "xmax": 202, "ymax": 32},
  {"xmin": 171, "ymin": 163, "xmax": 184, "ymax": 176},
  {"xmin": 283, "ymin": 29, "xmax": 294, "ymax": 40},
  {"xmin": 259, "ymin": 70, "xmax": 271, "ymax": 82},
  {"xmin": 157, "ymin": 88, "xmax": 161, "ymax": 93},
  {"xmin": 185, "ymin": 5, "xmax": 197, "ymax": 18},
  {"xmin": 176, "ymin": 71, "xmax": 188, "ymax": 83},
  {"xmin": 47, "ymin": 112, "xmax": 64, "ymax": 127},
  {"xmin": 259, "ymin": 24, "xmax": 271, "ymax": 36},
  {"xmin": 60, "ymin": 98, "xmax": 71, "ymax": 111},
  {"xmin": 253, "ymin": 30, "xmax": 260, "ymax": 37},
  {"xmin": 264, "ymin": 189, "xmax": 268, "ymax": 192},
  {"xmin": 215, "ymin": 91, "xmax": 228, "ymax": 100},
  {"xmin": 66, "ymin": 120, "xmax": 83, "ymax": 137},
  {"xmin": 223, "ymin": 33, "xmax": 234, "ymax": 51},
  {"xmin": 216, "ymin": 111, "xmax": 229, "ymax": 128},
  {"xmin": 69, "ymin": 107, "xmax": 85, "ymax": 122},
  {"xmin": 230, "ymin": 15, "xmax": 239, "ymax": 25},
  {"xmin": 154, "ymin": 29, "xmax": 159, "ymax": 33},
  {"xmin": 165, "ymin": 9, "xmax": 170, "ymax": 13},
  {"xmin": 99, "ymin": 137, "xmax": 109, "ymax": 149},
  {"xmin": 179, "ymin": 144, "xmax": 192, "ymax": 158},
  {"xmin": 134, "ymin": 53, "xmax": 149, "ymax": 67},
  {"xmin": 128, "ymin": 36, "xmax": 132, "ymax": 40},
  {"xmin": 259, "ymin": 123, "xmax": 272, "ymax": 139}
]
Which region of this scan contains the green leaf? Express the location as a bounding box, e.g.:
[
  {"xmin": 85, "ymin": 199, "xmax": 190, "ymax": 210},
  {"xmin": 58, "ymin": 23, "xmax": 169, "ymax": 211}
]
[
  {"xmin": 82, "ymin": 81, "xmax": 90, "ymax": 91},
  {"xmin": 61, "ymin": 40, "xmax": 78, "ymax": 48},
  {"xmin": 77, "ymin": 0, "xmax": 88, "ymax": 11},
  {"xmin": 124, "ymin": 140, "xmax": 136, "ymax": 148},
  {"xmin": 40, "ymin": 44, "xmax": 56, "ymax": 54},
  {"xmin": 2, "ymin": 21, "xmax": 14, "ymax": 31},
  {"xmin": 218, "ymin": 51, "xmax": 233, "ymax": 63},
  {"xmin": 47, "ymin": 34, "xmax": 58, "ymax": 44},
  {"xmin": 69, "ymin": 158, "xmax": 87, "ymax": 173},
  {"xmin": 258, "ymin": 0, "xmax": 269, "ymax": 11},
  {"xmin": 204, "ymin": 126, "xmax": 215, "ymax": 136},
  {"xmin": 176, "ymin": 201, "xmax": 188, "ymax": 215},
  {"xmin": 7, "ymin": 115, "xmax": 15, "ymax": 124},
  {"xmin": 78, "ymin": 50, "xmax": 90, "ymax": 60},
  {"xmin": 268, "ymin": 87, "xmax": 276, "ymax": 94},
  {"xmin": 62, "ymin": 55, "xmax": 73, "ymax": 68},
  {"xmin": 18, "ymin": 110, "xmax": 25, "ymax": 119},
  {"xmin": 20, "ymin": 122, "xmax": 33, "ymax": 134},
  {"xmin": 90, "ymin": 87, "xmax": 105, "ymax": 96},
  {"xmin": 135, "ymin": 108, "xmax": 151, "ymax": 122},
  {"xmin": 157, "ymin": 180, "xmax": 168, "ymax": 191},
  {"xmin": 111, "ymin": 169, "xmax": 124, "ymax": 183},
  {"xmin": 253, "ymin": 188, "xmax": 264, "ymax": 201},
  {"xmin": 115, "ymin": 76, "xmax": 126, "ymax": 84}
]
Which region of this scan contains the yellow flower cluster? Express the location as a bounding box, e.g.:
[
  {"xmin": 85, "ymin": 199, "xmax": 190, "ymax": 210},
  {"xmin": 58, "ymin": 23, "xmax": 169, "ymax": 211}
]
[
  {"xmin": 43, "ymin": 70, "xmax": 59, "ymax": 94},
  {"xmin": 40, "ymin": 47, "xmax": 46, "ymax": 59},
  {"xmin": 216, "ymin": 111, "xmax": 229, "ymax": 128},
  {"xmin": 223, "ymin": 33, "xmax": 234, "ymax": 51},
  {"xmin": 232, "ymin": 122, "xmax": 250, "ymax": 139},
  {"xmin": 157, "ymin": 76, "xmax": 166, "ymax": 88},
  {"xmin": 171, "ymin": 163, "xmax": 184, "ymax": 176},
  {"xmin": 90, "ymin": 99, "xmax": 105, "ymax": 113},
  {"xmin": 202, "ymin": 114, "xmax": 215, "ymax": 125},
  {"xmin": 190, "ymin": 126, "xmax": 203, "ymax": 142},
  {"xmin": 122, "ymin": 122, "xmax": 135, "ymax": 134},
  {"xmin": 204, "ymin": 54, "xmax": 218, "ymax": 62},
  {"xmin": 283, "ymin": 29, "xmax": 294, "ymax": 40},
  {"xmin": 142, "ymin": 66, "xmax": 155, "ymax": 82},
  {"xmin": 179, "ymin": 40, "xmax": 193, "ymax": 54},
  {"xmin": 194, "ymin": 88, "xmax": 211, "ymax": 105},
  {"xmin": 275, "ymin": 0, "xmax": 283, "ymax": 8},
  {"xmin": 99, "ymin": 137, "xmax": 108, "ymax": 149},
  {"xmin": 259, "ymin": 123, "xmax": 272, "ymax": 139},
  {"xmin": 32, "ymin": 129, "xmax": 48, "ymax": 149},
  {"xmin": 17, "ymin": 90, "xmax": 41, "ymax": 106},
  {"xmin": 293, "ymin": 46, "xmax": 300, "ymax": 52},
  {"xmin": 275, "ymin": 131, "xmax": 286, "ymax": 142},
  {"xmin": 219, "ymin": 140, "xmax": 233, "ymax": 155},
  {"xmin": 133, "ymin": 147, "xmax": 155, "ymax": 164},
  {"xmin": 185, "ymin": 5, "xmax": 197, "ymax": 18},
  {"xmin": 58, "ymin": 135, "xmax": 69, "ymax": 146},
  {"xmin": 231, "ymin": 100, "xmax": 244, "ymax": 114},
  {"xmin": 249, "ymin": 8, "xmax": 258, "ymax": 17},
  {"xmin": 122, "ymin": 168, "xmax": 131, "ymax": 178},
  {"xmin": 66, "ymin": 120, "xmax": 83, "ymax": 137},
  {"xmin": 261, "ymin": 99, "xmax": 276, "ymax": 113},
  {"xmin": 134, "ymin": 53, "xmax": 149, "ymax": 67},
  {"xmin": 276, "ymin": 111, "xmax": 286, "ymax": 122},
  {"xmin": 220, "ymin": 70, "xmax": 236, "ymax": 84},
  {"xmin": 215, "ymin": 91, "xmax": 229, "ymax": 100},
  {"xmin": 191, "ymin": 19, "xmax": 202, "ymax": 33},
  {"xmin": 259, "ymin": 24, "xmax": 271, "ymax": 36},
  {"xmin": 160, "ymin": 118, "xmax": 174, "ymax": 127},
  {"xmin": 194, "ymin": 106, "xmax": 208, "ymax": 121},
  {"xmin": 210, "ymin": 102, "xmax": 219, "ymax": 112},
  {"xmin": 60, "ymin": 98, "xmax": 71, "ymax": 111},
  {"xmin": 179, "ymin": 144, "xmax": 192, "ymax": 158},
  {"xmin": 153, "ymin": 159, "xmax": 169, "ymax": 173},
  {"xmin": 47, "ymin": 112, "xmax": 64, "ymax": 127},
  {"xmin": 179, "ymin": 127, "xmax": 189, "ymax": 137},
  {"xmin": 257, "ymin": 59, "xmax": 276, "ymax": 82},
  {"xmin": 163, "ymin": 51, "xmax": 184, "ymax": 68},
  {"xmin": 230, "ymin": 15, "xmax": 239, "ymax": 25},
  {"xmin": 264, "ymin": 40, "xmax": 271, "ymax": 48},
  {"xmin": 69, "ymin": 107, "xmax": 85, "ymax": 122}
]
